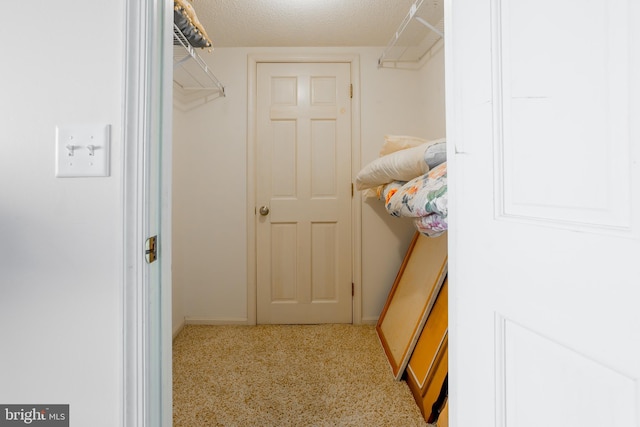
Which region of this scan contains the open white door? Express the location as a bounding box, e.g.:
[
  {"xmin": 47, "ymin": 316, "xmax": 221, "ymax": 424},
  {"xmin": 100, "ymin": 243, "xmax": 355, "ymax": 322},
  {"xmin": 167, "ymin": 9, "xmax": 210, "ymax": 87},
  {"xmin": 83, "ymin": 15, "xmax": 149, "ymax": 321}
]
[{"xmin": 447, "ymin": 1, "xmax": 640, "ymax": 426}]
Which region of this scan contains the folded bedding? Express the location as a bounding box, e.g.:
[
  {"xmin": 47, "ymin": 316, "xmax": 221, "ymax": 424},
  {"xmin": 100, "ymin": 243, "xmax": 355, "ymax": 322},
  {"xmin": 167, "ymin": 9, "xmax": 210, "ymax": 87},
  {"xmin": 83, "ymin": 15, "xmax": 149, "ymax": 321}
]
[
  {"xmin": 174, "ymin": 0, "xmax": 212, "ymax": 48},
  {"xmin": 355, "ymin": 137, "xmax": 446, "ymax": 191},
  {"xmin": 414, "ymin": 215, "xmax": 448, "ymax": 238},
  {"xmin": 356, "ymin": 134, "xmax": 448, "ymax": 237},
  {"xmin": 380, "ymin": 162, "xmax": 448, "ymax": 237},
  {"xmin": 382, "ymin": 162, "xmax": 447, "ymax": 218}
]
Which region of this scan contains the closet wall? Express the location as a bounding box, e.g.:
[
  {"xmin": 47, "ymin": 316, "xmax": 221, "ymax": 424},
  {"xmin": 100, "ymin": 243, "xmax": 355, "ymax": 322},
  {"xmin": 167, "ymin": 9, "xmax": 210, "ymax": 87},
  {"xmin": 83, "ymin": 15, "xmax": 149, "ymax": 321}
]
[{"xmin": 172, "ymin": 44, "xmax": 445, "ymax": 331}]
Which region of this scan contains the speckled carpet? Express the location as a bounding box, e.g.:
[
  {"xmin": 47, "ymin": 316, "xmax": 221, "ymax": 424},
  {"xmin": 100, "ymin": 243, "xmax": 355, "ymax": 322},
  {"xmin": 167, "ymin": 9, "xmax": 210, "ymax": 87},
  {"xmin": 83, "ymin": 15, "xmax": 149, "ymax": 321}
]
[{"xmin": 173, "ymin": 324, "xmax": 428, "ymax": 427}]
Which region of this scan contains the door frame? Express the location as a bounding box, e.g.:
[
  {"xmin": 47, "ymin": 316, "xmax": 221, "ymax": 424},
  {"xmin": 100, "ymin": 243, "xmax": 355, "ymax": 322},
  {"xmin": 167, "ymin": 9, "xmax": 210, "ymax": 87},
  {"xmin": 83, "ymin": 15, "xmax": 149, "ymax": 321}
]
[
  {"xmin": 122, "ymin": 0, "xmax": 173, "ymax": 425},
  {"xmin": 247, "ymin": 54, "xmax": 363, "ymax": 324}
]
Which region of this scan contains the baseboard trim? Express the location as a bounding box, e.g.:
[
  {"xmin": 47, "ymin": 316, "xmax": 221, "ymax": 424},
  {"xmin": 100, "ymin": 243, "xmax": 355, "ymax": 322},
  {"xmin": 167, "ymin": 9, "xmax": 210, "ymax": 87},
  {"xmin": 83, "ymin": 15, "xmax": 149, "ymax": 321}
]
[
  {"xmin": 184, "ymin": 316, "xmax": 251, "ymax": 326},
  {"xmin": 172, "ymin": 318, "xmax": 186, "ymax": 341},
  {"xmin": 361, "ymin": 316, "xmax": 379, "ymax": 325},
  {"xmin": 182, "ymin": 317, "xmax": 376, "ymax": 326}
]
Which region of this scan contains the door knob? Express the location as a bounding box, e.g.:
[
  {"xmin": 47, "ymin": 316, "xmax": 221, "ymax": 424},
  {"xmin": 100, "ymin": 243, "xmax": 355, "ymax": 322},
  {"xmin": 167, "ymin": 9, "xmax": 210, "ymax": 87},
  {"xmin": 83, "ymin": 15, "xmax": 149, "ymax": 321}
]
[{"xmin": 259, "ymin": 206, "xmax": 270, "ymax": 216}]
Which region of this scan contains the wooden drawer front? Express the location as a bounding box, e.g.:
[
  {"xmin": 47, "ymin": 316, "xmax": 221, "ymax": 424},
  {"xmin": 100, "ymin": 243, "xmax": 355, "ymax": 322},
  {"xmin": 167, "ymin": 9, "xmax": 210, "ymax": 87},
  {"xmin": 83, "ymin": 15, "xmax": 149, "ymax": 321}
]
[
  {"xmin": 407, "ymin": 280, "xmax": 447, "ymax": 382},
  {"xmin": 406, "ymin": 279, "xmax": 448, "ymax": 423}
]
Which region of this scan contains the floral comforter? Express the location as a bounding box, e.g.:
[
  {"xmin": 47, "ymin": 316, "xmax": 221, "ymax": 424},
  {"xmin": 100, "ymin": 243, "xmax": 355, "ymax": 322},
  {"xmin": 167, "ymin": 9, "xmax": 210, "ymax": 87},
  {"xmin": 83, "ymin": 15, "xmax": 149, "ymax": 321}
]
[{"xmin": 380, "ymin": 162, "xmax": 448, "ymax": 237}]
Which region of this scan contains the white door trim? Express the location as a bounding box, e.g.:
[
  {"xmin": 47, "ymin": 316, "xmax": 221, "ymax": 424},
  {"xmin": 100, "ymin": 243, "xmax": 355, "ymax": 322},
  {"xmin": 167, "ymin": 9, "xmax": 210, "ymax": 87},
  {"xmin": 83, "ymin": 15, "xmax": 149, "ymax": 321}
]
[
  {"xmin": 122, "ymin": 2, "xmax": 149, "ymax": 424},
  {"xmin": 122, "ymin": 0, "xmax": 173, "ymax": 425},
  {"xmin": 247, "ymin": 53, "xmax": 363, "ymax": 325}
]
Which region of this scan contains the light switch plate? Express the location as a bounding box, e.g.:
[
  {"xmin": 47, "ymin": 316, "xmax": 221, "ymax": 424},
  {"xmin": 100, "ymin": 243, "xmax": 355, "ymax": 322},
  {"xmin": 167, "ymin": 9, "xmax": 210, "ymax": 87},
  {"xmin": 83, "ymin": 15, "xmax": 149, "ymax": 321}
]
[{"xmin": 55, "ymin": 124, "xmax": 110, "ymax": 177}]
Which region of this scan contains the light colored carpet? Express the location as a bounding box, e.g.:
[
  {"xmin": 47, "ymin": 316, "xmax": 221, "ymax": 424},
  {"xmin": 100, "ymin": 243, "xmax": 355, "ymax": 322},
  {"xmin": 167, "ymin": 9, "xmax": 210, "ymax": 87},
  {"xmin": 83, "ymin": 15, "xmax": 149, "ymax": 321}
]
[{"xmin": 173, "ymin": 324, "xmax": 428, "ymax": 427}]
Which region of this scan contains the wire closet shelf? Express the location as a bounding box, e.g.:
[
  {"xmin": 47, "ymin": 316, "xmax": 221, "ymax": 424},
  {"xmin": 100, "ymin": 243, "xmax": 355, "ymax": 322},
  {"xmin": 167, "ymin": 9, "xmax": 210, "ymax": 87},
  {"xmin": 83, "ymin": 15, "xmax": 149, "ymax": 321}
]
[
  {"xmin": 173, "ymin": 23, "xmax": 225, "ymax": 103},
  {"xmin": 378, "ymin": 0, "xmax": 444, "ymax": 69}
]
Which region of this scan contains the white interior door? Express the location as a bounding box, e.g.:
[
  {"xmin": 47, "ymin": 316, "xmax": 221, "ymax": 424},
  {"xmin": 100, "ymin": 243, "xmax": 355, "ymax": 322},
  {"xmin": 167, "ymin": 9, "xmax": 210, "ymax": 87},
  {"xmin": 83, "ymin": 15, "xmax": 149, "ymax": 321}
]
[
  {"xmin": 447, "ymin": 0, "xmax": 640, "ymax": 426},
  {"xmin": 256, "ymin": 62, "xmax": 352, "ymax": 324}
]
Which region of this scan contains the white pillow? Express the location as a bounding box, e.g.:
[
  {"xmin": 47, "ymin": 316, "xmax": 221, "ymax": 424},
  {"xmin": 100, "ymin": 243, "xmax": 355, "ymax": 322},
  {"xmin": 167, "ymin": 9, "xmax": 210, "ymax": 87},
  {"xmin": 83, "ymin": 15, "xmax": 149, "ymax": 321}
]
[
  {"xmin": 379, "ymin": 135, "xmax": 428, "ymax": 157},
  {"xmin": 355, "ymin": 143, "xmax": 431, "ymax": 190},
  {"xmin": 423, "ymin": 139, "xmax": 447, "ymax": 169}
]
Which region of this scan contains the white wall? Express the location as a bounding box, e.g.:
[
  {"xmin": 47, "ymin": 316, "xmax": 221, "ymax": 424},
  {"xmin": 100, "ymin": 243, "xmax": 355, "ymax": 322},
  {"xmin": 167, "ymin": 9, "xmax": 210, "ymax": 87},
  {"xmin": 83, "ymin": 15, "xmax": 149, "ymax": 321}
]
[
  {"xmin": 360, "ymin": 44, "xmax": 447, "ymax": 321},
  {"xmin": 172, "ymin": 107, "xmax": 187, "ymax": 335},
  {"xmin": 172, "ymin": 48, "xmax": 252, "ymax": 324},
  {"xmin": 173, "ymin": 46, "xmax": 446, "ymax": 324},
  {"xmin": 0, "ymin": 2, "xmax": 125, "ymax": 426}
]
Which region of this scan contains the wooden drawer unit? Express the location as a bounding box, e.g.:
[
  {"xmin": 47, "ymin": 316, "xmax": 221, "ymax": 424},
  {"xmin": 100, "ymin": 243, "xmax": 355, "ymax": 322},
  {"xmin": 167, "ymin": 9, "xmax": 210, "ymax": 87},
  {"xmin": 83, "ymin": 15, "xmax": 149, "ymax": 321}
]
[{"xmin": 405, "ymin": 279, "xmax": 448, "ymax": 424}]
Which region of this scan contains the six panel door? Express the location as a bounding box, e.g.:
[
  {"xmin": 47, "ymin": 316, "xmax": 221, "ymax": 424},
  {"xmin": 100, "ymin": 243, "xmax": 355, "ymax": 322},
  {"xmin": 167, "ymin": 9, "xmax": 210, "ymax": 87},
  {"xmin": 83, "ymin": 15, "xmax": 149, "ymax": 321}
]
[{"xmin": 256, "ymin": 62, "xmax": 352, "ymax": 324}]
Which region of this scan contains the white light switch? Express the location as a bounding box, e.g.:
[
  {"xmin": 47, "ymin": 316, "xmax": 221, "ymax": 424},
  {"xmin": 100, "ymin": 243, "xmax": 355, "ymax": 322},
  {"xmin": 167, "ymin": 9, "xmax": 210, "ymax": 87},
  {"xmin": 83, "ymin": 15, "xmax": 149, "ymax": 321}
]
[{"xmin": 55, "ymin": 124, "xmax": 110, "ymax": 177}]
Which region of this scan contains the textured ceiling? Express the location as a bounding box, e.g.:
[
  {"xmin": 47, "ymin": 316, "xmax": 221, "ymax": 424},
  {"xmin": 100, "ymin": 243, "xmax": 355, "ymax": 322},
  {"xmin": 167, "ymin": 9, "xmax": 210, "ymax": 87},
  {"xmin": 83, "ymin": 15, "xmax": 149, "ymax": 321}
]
[{"xmin": 191, "ymin": 0, "xmax": 425, "ymax": 48}]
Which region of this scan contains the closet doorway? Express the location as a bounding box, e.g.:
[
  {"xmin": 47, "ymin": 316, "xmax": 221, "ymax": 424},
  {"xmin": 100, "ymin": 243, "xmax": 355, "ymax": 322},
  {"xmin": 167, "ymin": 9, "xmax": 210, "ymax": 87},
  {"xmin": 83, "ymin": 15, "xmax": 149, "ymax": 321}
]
[{"xmin": 248, "ymin": 56, "xmax": 362, "ymax": 325}]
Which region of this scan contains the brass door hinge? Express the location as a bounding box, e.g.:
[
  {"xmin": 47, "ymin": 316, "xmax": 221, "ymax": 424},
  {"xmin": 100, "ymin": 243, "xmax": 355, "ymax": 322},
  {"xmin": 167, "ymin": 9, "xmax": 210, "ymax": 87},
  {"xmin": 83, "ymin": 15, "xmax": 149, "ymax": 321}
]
[
  {"xmin": 350, "ymin": 84, "xmax": 353, "ymax": 99},
  {"xmin": 145, "ymin": 235, "xmax": 158, "ymax": 264}
]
